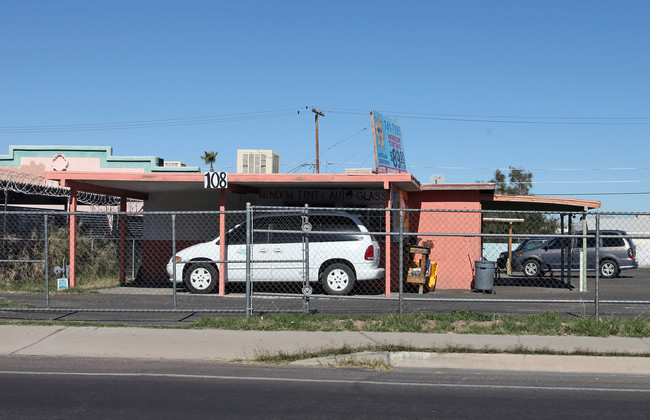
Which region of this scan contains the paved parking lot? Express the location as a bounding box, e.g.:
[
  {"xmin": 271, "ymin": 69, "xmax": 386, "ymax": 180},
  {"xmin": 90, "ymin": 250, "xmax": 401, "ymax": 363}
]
[{"xmin": 1, "ymin": 269, "xmax": 648, "ymax": 324}]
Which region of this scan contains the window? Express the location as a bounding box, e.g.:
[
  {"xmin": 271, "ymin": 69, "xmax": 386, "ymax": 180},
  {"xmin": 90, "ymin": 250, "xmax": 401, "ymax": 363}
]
[
  {"xmin": 602, "ymin": 237, "xmax": 625, "ymax": 248},
  {"xmin": 523, "ymin": 240, "xmax": 545, "ymax": 250},
  {"xmin": 226, "ymin": 224, "xmax": 246, "ymax": 245},
  {"xmin": 546, "ymin": 238, "xmax": 570, "ymax": 249},
  {"xmin": 309, "ymin": 215, "xmax": 362, "ymax": 242},
  {"xmin": 266, "ymin": 216, "xmax": 303, "ymax": 244}
]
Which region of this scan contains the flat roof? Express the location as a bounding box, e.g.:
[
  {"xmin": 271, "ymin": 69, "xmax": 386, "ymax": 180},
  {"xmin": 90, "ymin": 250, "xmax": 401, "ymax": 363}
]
[
  {"xmin": 485, "ymin": 194, "xmax": 601, "ymax": 211},
  {"xmin": 421, "ymin": 183, "xmax": 496, "ymax": 191},
  {"xmin": 44, "ymin": 171, "xmax": 423, "ymax": 198},
  {"xmin": 43, "ymin": 171, "xmax": 602, "ymax": 212}
]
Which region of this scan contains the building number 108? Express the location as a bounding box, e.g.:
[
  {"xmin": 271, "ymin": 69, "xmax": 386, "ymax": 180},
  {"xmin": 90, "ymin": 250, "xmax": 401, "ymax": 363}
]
[{"xmin": 204, "ymin": 171, "xmax": 228, "ymax": 189}]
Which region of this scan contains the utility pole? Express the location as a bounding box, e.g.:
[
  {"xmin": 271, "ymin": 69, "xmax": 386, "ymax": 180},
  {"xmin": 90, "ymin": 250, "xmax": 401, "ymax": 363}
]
[{"xmin": 312, "ymin": 108, "xmax": 324, "ymax": 173}]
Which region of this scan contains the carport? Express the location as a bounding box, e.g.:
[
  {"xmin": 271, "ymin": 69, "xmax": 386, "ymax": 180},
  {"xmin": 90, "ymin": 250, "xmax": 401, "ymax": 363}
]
[
  {"xmin": 44, "ymin": 170, "xmax": 421, "ymax": 295},
  {"xmin": 44, "ymin": 168, "xmax": 603, "ymax": 294}
]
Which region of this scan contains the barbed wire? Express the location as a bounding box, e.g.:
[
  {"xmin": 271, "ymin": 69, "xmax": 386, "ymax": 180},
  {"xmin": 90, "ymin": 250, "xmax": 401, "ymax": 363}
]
[{"xmin": 0, "ymin": 169, "xmax": 124, "ymax": 207}]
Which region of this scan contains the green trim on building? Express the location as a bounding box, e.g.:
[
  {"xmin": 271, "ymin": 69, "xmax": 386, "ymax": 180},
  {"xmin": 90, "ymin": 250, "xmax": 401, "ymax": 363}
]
[{"xmin": 0, "ymin": 145, "xmax": 200, "ymax": 173}]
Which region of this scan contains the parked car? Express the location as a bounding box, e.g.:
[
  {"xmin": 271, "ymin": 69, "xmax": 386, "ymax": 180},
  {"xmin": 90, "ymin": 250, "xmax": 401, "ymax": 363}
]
[
  {"xmin": 510, "ymin": 230, "xmax": 637, "ymax": 278},
  {"xmin": 166, "ymin": 212, "xmax": 385, "ymax": 295},
  {"xmin": 496, "ymin": 238, "xmax": 549, "ymax": 269}
]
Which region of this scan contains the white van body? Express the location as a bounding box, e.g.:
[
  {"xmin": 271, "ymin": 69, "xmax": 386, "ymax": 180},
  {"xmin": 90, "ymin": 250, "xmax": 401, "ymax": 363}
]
[{"xmin": 166, "ymin": 212, "xmax": 384, "ymax": 295}]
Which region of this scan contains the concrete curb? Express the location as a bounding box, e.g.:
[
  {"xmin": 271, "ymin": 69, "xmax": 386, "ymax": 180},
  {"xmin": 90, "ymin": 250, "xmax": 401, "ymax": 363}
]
[{"xmin": 292, "ymin": 351, "xmax": 650, "ymax": 374}]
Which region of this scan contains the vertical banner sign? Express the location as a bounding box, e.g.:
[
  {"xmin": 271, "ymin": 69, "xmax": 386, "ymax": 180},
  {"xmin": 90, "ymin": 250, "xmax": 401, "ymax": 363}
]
[{"xmin": 371, "ymin": 110, "xmax": 407, "ymax": 173}]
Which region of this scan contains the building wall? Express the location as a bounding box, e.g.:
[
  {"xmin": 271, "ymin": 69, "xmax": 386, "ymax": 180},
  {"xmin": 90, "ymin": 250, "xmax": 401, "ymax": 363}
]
[
  {"xmin": 0, "ymin": 145, "xmax": 199, "ymax": 176},
  {"xmin": 409, "ymin": 190, "xmax": 483, "ymax": 289}
]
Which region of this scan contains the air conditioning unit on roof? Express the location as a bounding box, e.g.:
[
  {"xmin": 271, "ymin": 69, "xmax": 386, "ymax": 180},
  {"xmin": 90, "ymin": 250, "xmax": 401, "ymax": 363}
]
[{"xmin": 237, "ymin": 150, "xmax": 280, "ymax": 174}]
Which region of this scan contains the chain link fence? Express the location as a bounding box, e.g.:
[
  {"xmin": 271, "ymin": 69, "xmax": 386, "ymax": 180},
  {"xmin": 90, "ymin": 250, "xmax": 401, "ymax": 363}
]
[{"xmin": 1, "ymin": 206, "xmax": 649, "ymax": 318}]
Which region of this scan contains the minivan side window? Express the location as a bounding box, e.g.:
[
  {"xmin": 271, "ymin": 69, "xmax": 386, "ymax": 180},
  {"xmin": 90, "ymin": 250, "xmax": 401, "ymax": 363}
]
[
  {"xmin": 309, "ymin": 215, "xmax": 362, "ymax": 242},
  {"xmin": 602, "ymin": 237, "xmax": 625, "ymax": 248},
  {"xmin": 574, "ymin": 237, "xmax": 597, "ymax": 248},
  {"xmin": 268, "ymin": 216, "xmax": 303, "ymax": 244},
  {"xmin": 232, "ymin": 215, "xmax": 364, "ymax": 245},
  {"xmin": 226, "ymin": 224, "xmax": 246, "ymax": 245}
]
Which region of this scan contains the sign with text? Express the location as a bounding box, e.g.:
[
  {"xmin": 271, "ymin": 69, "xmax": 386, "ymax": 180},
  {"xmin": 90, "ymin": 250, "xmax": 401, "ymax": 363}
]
[
  {"xmin": 204, "ymin": 171, "xmax": 228, "ymax": 189},
  {"xmin": 258, "ymin": 188, "xmax": 387, "ymax": 204},
  {"xmin": 371, "ymin": 110, "xmax": 407, "ymax": 173}
]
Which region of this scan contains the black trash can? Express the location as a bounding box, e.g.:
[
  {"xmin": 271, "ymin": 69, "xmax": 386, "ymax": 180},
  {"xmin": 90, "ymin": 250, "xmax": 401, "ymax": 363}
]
[{"xmin": 474, "ymin": 260, "xmax": 495, "ymax": 293}]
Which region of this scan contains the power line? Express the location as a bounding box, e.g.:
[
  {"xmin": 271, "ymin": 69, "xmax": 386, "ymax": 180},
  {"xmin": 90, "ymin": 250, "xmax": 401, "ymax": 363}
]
[
  {"xmin": 287, "ymin": 126, "xmax": 368, "ymax": 174},
  {"xmin": 0, "ymin": 109, "xmax": 302, "ymax": 133},
  {"xmin": 408, "ymin": 165, "xmax": 650, "ymax": 172},
  {"xmin": 316, "ymin": 107, "xmax": 650, "ymax": 125},
  {"xmin": 497, "ymin": 180, "xmax": 650, "ymax": 184}
]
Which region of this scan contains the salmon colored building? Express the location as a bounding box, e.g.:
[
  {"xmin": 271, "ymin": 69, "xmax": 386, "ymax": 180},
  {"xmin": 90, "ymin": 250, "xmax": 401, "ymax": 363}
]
[{"xmin": 1, "ymin": 145, "xmax": 601, "ymax": 295}]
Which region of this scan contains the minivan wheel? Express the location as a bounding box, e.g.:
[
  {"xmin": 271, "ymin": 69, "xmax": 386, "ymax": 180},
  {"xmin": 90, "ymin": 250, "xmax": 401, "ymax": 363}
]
[
  {"xmin": 523, "ymin": 260, "xmax": 541, "ymax": 278},
  {"xmin": 321, "ymin": 263, "xmax": 356, "ymax": 295},
  {"xmin": 184, "ymin": 263, "xmax": 218, "ymax": 294},
  {"xmin": 600, "ymin": 260, "xmax": 619, "ymax": 279}
]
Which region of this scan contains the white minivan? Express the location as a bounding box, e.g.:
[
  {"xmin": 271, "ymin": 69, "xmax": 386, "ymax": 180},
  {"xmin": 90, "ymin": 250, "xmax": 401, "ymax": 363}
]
[{"xmin": 166, "ymin": 212, "xmax": 385, "ymax": 295}]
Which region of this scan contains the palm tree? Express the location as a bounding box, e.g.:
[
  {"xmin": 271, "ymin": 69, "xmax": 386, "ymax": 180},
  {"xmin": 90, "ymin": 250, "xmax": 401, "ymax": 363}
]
[{"xmin": 200, "ymin": 150, "xmax": 218, "ymax": 172}]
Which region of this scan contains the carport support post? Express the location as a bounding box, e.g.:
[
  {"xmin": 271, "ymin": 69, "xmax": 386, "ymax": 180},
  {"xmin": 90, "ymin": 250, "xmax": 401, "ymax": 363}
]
[
  {"xmin": 595, "ymin": 215, "xmax": 600, "ymax": 320},
  {"xmin": 119, "ymin": 196, "xmax": 127, "ymax": 285},
  {"xmin": 44, "ymin": 214, "xmax": 49, "ymax": 307},
  {"xmin": 172, "ymin": 214, "xmax": 177, "ymax": 308},
  {"xmin": 580, "ymin": 206, "xmax": 588, "ymax": 292},
  {"xmin": 218, "ymin": 189, "xmax": 226, "ymax": 295},
  {"xmin": 69, "ymin": 187, "xmax": 77, "ymax": 288},
  {"xmin": 384, "ymin": 183, "xmax": 392, "ymax": 297},
  {"xmin": 398, "ymin": 208, "xmax": 404, "ymax": 315},
  {"xmin": 507, "ymin": 222, "xmax": 513, "ymax": 275},
  {"xmin": 245, "ymin": 202, "xmax": 252, "ymax": 319}
]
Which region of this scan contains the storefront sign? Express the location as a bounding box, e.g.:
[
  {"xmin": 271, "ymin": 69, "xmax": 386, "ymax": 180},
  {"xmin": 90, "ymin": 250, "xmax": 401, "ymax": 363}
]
[
  {"xmin": 371, "ymin": 110, "xmax": 407, "ymax": 173},
  {"xmin": 258, "ymin": 189, "xmax": 388, "ymax": 204}
]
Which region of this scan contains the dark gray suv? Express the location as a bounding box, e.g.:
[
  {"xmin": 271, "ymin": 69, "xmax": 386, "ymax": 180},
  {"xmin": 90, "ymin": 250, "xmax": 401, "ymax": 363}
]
[{"xmin": 511, "ymin": 230, "xmax": 638, "ymax": 279}]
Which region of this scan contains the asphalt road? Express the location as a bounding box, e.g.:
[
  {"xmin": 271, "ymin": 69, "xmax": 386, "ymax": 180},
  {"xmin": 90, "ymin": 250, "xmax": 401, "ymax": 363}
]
[
  {"xmin": 1, "ymin": 356, "xmax": 649, "ymax": 419},
  {"xmin": 1, "ymin": 268, "xmax": 649, "ymax": 324}
]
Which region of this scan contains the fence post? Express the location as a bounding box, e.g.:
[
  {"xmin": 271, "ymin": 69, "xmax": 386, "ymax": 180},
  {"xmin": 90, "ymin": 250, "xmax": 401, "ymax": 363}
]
[
  {"xmin": 172, "ymin": 214, "xmax": 177, "ymax": 308},
  {"xmin": 45, "ymin": 214, "xmax": 50, "ymax": 308},
  {"xmin": 595, "ymin": 214, "xmax": 600, "ymax": 320},
  {"xmin": 302, "ymin": 204, "xmax": 310, "ymax": 315},
  {"xmin": 2, "ymin": 186, "xmax": 7, "ymax": 252},
  {"xmin": 580, "ymin": 208, "xmax": 587, "ymax": 292},
  {"xmin": 398, "ymin": 208, "xmax": 404, "ymax": 316},
  {"xmin": 245, "ymin": 202, "xmax": 252, "ymax": 319}
]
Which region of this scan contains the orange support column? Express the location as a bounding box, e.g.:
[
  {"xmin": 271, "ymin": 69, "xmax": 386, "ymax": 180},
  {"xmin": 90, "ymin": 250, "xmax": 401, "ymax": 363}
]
[
  {"xmin": 119, "ymin": 197, "xmax": 127, "ymax": 285},
  {"xmin": 218, "ymin": 189, "xmax": 226, "ymax": 295},
  {"xmin": 69, "ymin": 188, "xmax": 77, "ymax": 288},
  {"xmin": 384, "ymin": 183, "xmax": 392, "ymax": 297}
]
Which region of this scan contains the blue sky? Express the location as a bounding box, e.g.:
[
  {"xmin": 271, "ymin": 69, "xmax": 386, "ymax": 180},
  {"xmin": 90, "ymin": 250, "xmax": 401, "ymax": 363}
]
[{"xmin": 2, "ymin": 1, "xmax": 649, "ymax": 212}]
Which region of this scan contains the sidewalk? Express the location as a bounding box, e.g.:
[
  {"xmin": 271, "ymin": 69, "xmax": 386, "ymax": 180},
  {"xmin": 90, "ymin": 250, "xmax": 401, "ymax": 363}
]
[{"xmin": 1, "ymin": 325, "xmax": 649, "ymax": 374}]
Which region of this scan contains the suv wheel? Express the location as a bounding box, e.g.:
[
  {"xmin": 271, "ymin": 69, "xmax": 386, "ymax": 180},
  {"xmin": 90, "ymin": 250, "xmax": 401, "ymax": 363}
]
[
  {"xmin": 321, "ymin": 263, "xmax": 356, "ymax": 295},
  {"xmin": 523, "ymin": 260, "xmax": 541, "ymax": 278},
  {"xmin": 184, "ymin": 263, "xmax": 218, "ymax": 294},
  {"xmin": 599, "ymin": 260, "xmax": 619, "ymax": 279}
]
